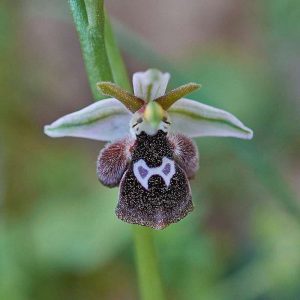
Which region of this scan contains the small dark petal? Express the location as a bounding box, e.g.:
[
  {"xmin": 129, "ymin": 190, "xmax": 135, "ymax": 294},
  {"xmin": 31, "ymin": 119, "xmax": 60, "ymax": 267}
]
[
  {"xmin": 168, "ymin": 133, "xmax": 199, "ymax": 179},
  {"xmin": 97, "ymin": 137, "xmax": 134, "ymax": 187}
]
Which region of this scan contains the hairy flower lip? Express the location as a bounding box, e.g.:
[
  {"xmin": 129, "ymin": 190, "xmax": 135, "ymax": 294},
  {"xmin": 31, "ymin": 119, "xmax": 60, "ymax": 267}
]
[{"xmin": 44, "ymin": 69, "xmax": 253, "ymax": 142}]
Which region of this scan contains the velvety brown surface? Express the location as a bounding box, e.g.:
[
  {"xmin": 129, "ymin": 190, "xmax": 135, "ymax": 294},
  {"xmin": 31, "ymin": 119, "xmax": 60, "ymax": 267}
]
[{"xmin": 117, "ymin": 131, "xmax": 193, "ymax": 229}]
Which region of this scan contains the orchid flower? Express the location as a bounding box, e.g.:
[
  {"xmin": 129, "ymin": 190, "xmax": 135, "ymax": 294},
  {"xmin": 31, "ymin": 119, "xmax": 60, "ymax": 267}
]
[{"xmin": 44, "ymin": 69, "xmax": 253, "ymax": 229}]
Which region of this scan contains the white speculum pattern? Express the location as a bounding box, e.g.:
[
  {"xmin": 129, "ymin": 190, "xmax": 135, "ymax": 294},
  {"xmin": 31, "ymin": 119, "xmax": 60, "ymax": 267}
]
[{"xmin": 133, "ymin": 157, "xmax": 176, "ymax": 190}]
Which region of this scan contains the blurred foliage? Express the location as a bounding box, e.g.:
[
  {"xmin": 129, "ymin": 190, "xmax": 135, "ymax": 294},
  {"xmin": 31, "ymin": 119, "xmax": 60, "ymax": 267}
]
[{"xmin": 0, "ymin": 0, "xmax": 300, "ymax": 299}]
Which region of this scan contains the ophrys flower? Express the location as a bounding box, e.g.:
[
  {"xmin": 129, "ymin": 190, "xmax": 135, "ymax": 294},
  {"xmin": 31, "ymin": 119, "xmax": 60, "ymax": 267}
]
[{"xmin": 44, "ymin": 69, "xmax": 253, "ymax": 229}]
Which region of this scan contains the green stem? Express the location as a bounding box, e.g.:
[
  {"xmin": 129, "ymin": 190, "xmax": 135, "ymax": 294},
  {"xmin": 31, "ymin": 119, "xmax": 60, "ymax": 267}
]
[
  {"xmin": 67, "ymin": 2, "xmax": 165, "ymax": 299},
  {"xmin": 105, "ymin": 12, "xmax": 131, "ymax": 91},
  {"xmin": 69, "ymin": 0, "xmax": 113, "ymax": 99},
  {"xmin": 134, "ymin": 226, "xmax": 165, "ymax": 300}
]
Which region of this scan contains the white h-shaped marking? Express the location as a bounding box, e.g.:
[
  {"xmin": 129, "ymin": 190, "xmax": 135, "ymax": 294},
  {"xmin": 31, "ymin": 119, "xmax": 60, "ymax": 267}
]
[{"xmin": 133, "ymin": 157, "xmax": 176, "ymax": 190}]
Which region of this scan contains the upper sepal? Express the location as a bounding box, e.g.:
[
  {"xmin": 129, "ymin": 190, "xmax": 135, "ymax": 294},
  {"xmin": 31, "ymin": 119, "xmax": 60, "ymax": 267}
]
[
  {"xmin": 168, "ymin": 98, "xmax": 253, "ymax": 139},
  {"xmin": 44, "ymin": 98, "xmax": 131, "ymax": 141},
  {"xmin": 133, "ymin": 69, "xmax": 170, "ymax": 101}
]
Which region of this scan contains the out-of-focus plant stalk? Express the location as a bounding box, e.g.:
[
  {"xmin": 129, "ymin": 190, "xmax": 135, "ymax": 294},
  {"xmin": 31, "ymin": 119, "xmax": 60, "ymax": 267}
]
[
  {"xmin": 69, "ymin": 0, "xmax": 113, "ymax": 99},
  {"xmin": 67, "ymin": 2, "xmax": 165, "ymax": 300},
  {"xmin": 104, "ymin": 11, "xmax": 131, "ymax": 90}
]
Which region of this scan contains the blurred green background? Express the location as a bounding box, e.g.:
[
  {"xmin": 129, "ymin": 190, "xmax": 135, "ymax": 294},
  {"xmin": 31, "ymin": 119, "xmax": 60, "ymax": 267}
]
[{"xmin": 1, "ymin": 0, "xmax": 300, "ymax": 299}]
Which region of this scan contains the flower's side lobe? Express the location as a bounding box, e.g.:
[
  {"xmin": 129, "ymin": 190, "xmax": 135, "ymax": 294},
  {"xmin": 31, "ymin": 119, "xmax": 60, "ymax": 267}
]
[
  {"xmin": 44, "ymin": 98, "xmax": 131, "ymax": 141},
  {"xmin": 168, "ymin": 98, "xmax": 253, "ymax": 139}
]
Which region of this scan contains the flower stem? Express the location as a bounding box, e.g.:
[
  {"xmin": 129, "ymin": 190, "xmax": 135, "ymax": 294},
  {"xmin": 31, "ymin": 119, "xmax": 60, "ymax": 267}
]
[
  {"xmin": 134, "ymin": 226, "xmax": 165, "ymax": 300},
  {"xmin": 67, "ymin": 1, "xmax": 165, "ymax": 299},
  {"xmin": 69, "ymin": 0, "xmax": 113, "ymax": 99}
]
